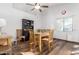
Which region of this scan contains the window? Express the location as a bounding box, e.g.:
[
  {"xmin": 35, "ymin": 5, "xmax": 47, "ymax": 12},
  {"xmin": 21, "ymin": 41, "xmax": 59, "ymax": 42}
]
[
  {"xmin": 57, "ymin": 17, "xmax": 72, "ymax": 32},
  {"xmin": 57, "ymin": 18, "xmax": 63, "ymax": 31}
]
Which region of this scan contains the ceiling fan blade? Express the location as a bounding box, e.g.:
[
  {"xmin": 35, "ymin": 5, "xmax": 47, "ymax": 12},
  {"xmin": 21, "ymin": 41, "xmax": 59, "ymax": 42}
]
[
  {"xmin": 35, "ymin": 3, "xmax": 37, "ymax": 5},
  {"xmin": 26, "ymin": 3, "xmax": 34, "ymax": 6},
  {"xmin": 31, "ymin": 8, "xmax": 35, "ymax": 11},
  {"xmin": 39, "ymin": 9, "xmax": 42, "ymax": 12},
  {"xmin": 41, "ymin": 6, "xmax": 48, "ymax": 8}
]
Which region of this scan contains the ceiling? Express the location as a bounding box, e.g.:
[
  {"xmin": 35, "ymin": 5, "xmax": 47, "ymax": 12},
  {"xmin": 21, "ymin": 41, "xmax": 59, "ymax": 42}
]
[{"xmin": 13, "ymin": 3, "xmax": 61, "ymax": 14}]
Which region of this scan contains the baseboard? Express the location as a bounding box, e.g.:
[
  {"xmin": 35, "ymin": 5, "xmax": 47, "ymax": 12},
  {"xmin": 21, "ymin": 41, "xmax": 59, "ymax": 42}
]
[{"xmin": 54, "ymin": 38, "xmax": 79, "ymax": 44}]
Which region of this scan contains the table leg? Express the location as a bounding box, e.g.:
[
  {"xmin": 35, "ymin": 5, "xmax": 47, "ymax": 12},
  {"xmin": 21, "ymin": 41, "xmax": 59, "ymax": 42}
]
[{"xmin": 39, "ymin": 34, "xmax": 42, "ymax": 54}]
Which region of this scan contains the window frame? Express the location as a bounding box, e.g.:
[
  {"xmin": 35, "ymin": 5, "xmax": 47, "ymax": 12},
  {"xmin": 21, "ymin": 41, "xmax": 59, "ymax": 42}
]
[{"xmin": 56, "ymin": 16, "xmax": 73, "ymax": 32}]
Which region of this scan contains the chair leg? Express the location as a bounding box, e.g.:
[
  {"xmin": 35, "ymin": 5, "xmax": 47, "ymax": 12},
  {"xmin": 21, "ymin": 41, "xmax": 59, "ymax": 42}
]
[
  {"xmin": 39, "ymin": 41, "xmax": 42, "ymax": 54},
  {"xmin": 39, "ymin": 36, "xmax": 42, "ymax": 54},
  {"xmin": 29, "ymin": 44, "xmax": 32, "ymax": 51},
  {"xmin": 48, "ymin": 42, "xmax": 51, "ymax": 51}
]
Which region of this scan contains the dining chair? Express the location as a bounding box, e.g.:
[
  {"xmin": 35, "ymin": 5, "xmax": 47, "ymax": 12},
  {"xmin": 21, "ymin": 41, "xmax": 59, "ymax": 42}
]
[{"xmin": 42, "ymin": 29, "xmax": 54, "ymax": 51}]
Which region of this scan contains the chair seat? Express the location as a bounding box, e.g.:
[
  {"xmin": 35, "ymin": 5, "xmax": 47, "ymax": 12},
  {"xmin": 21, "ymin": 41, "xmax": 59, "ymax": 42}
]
[
  {"xmin": 17, "ymin": 36, "xmax": 25, "ymax": 41},
  {"xmin": 29, "ymin": 42, "xmax": 34, "ymax": 44},
  {"xmin": 42, "ymin": 38, "xmax": 53, "ymax": 42},
  {"xmin": 0, "ymin": 45, "xmax": 11, "ymax": 54},
  {"xmin": 20, "ymin": 36, "xmax": 25, "ymax": 39}
]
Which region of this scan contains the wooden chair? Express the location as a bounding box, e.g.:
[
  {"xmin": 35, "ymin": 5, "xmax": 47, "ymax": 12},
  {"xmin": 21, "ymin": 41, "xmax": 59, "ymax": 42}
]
[
  {"xmin": 16, "ymin": 29, "xmax": 26, "ymax": 48},
  {"xmin": 0, "ymin": 36, "xmax": 12, "ymax": 55},
  {"xmin": 36, "ymin": 29, "xmax": 54, "ymax": 52},
  {"xmin": 34, "ymin": 32, "xmax": 43, "ymax": 53},
  {"xmin": 16, "ymin": 29, "xmax": 25, "ymax": 42},
  {"xmin": 42, "ymin": 29, "xmax": 54, "ymax": 51},
  {"xmin": 16, "ymin": 29, "xmax": 34, "ymax": 51},
  {"xmin": 28, "ymin": 29, "xmax": 34, "ymax": 51}
]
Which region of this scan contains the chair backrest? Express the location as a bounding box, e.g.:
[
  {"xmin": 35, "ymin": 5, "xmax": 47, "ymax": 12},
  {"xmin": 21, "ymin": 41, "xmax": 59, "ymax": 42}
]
[
  {"xmin": 28, "ymin": 29, "xmax": 34, "ymax": 43},
  {"xmin": 37, "ymin": 29, "xmax": 54, "ymax": 40},
  {"xmin": 49, "ymin": 29, "xmax": 54, "ymax": 40},
  {"xmin": 7, "ymin": 36, "xmax": 12, "ymax": 48},
  {"xmin": 0, "ymin": 36, "xmax": 12, "ymax": 53},
  {"xmin": 16, "ymin": 29, "xmax": 22, "ymax": 41},
  {"xmin": 17, "ymin": 29, "xmax": 34, "ymax": 41}
]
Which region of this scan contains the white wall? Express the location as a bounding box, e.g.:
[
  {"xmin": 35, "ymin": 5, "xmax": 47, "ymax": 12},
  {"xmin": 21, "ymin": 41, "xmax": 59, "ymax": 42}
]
[
  {"xmin": 2, "ymin": 3, "xmax": 79, "ymax": 43},
  {"xmin": 34, "ymin": 13, "xmax": 42, "ymax": 30},
  {"xmin": 41, "ymin": 3, "xmax": 79, "ymax": 42},
  {"xmin": 0, "ymin": 3, "xmax": 42, "ymax": 41}
]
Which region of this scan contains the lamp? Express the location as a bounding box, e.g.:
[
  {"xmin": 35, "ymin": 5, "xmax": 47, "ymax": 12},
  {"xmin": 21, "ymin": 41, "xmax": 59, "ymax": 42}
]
[{"xmin": 0, "ymin": 18, "xmax": 6, "ymax": 35}]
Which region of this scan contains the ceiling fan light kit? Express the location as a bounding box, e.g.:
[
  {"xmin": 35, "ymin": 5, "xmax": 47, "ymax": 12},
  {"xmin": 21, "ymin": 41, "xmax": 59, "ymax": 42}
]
[{"xmin": 35, "ymin": 5, "xmax": 40, "ymax": 9}]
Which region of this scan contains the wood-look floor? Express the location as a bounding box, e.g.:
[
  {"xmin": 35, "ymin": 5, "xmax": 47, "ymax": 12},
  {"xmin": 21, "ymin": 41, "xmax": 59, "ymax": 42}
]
[
  {"xmin": 48, "ymin": 39, "xmax": 79, "ymax": 55},
  {"xmin": 12, "ymin": 39, "xmax": 79, "ymax": 55}
]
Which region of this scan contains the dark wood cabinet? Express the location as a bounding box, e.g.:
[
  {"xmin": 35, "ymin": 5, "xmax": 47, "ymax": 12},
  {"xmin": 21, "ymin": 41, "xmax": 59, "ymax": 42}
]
[
  {"xmin": 22, "ymin": 19, "xmax": 34, "ymax": 41},
  {"xmin": 22, "ymin": 19, "xmax": 34, "ymax": 29}
]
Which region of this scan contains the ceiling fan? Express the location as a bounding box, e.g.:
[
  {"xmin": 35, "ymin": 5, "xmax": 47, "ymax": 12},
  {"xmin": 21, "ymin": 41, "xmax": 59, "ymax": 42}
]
[{"xmin": 26, "ymin": 3, "xmax": 48, "ymax": 12}]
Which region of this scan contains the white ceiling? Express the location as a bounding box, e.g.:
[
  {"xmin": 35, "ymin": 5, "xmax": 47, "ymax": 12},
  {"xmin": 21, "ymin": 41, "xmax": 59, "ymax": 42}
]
[{"xmin": 13, "ymin": 3, "xmax": 61, "ymax": 14}]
